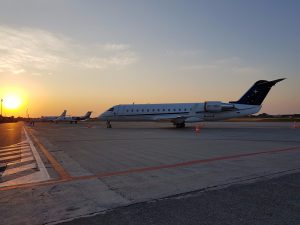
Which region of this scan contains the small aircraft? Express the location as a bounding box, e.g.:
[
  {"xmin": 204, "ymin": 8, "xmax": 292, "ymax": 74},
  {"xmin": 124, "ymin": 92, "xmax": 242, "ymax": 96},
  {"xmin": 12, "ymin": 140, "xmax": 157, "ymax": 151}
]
[
  {"xmin": 40, "ymin": 110, "xmax": 67, "ymax": 122},
  {"xmin": 99, "ymin": 78, "xmax": 285, "ymax": 128},
  {"xmin": 54, "ymin": 111, "xmax": 92, "ymax": 123}
]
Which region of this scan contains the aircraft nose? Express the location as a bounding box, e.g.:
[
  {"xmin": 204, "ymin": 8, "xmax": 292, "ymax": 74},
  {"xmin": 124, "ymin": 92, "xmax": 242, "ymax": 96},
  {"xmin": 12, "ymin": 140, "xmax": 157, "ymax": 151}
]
[{"xmin": 98, "ymin": 112, "xmax": 107, "ymax": 120}]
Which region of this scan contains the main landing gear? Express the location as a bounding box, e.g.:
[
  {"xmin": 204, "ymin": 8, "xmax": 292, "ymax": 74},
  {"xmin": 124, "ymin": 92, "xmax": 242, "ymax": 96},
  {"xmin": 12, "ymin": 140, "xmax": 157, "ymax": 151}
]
[
  {"xmin": 106, "ymin": 121, "xmax": 112, "ymax": 128},
  {"xmin": 175, "ymin": 122, "xmax": 185, "ymax": 128}
]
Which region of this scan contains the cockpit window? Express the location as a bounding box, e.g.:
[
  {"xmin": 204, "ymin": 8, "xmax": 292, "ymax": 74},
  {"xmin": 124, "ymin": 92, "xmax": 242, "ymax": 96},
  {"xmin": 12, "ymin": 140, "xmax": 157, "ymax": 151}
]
[{"xmin": 108, "ymin": 107, "xmax": 114, "ymax": 112}]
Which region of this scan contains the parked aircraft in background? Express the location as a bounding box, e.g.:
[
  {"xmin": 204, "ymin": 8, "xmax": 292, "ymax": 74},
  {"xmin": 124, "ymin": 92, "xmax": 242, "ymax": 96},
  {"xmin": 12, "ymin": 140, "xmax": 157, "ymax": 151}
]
[
  {"xmin": 99, "ymin": 78, "xmax": 285, "ymax": 128},
  {"xmin": 54, "ymin": 111, "xmax": 92, "ymax": 123},
  {"xmin": 40, "ymin": 110, "xmax": 67, "ymax": 122}
]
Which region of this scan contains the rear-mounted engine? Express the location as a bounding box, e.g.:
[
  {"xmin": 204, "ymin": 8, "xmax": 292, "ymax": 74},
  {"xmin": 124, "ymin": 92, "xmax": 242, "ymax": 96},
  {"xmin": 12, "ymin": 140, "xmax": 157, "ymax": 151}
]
[{"xmin": 204, "ymin": 101, "xmax": 235, "ymax": 112}]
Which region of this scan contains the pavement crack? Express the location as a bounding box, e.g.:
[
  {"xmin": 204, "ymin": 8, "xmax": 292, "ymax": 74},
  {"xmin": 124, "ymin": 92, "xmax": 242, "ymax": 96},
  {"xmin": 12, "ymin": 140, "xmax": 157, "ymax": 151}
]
[{"xmin": 98, "ymin": 178, "xmax": 134, "ymax": 202}]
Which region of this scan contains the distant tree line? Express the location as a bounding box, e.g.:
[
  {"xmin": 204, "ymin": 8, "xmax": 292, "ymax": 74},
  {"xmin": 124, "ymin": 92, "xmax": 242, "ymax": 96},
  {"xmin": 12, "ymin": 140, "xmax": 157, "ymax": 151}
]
[{"xmin": 249, "ymin": 113, "xmax": 300, "ymax": 118}]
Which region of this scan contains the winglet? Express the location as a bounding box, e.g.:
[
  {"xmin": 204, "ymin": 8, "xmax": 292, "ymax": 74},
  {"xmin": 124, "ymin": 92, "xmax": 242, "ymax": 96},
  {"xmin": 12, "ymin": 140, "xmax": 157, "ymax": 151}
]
[{"xmin": 270, "ymin": 78, "xmax": 286, "ymax": 85}]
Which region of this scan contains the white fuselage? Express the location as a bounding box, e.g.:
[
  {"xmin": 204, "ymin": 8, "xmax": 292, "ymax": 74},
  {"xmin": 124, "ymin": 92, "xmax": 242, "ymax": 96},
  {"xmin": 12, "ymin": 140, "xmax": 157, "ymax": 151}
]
[
  {"xmin": 54, "ymin": 112, "xmax": 92, "ymax": 123},
  {"xmin": 99, "ymin": 103, "xmax": 261, "ymax": 123},
  {"xmin": 98, "ymin": 78, "xmax": 284, "ymax": 127}
]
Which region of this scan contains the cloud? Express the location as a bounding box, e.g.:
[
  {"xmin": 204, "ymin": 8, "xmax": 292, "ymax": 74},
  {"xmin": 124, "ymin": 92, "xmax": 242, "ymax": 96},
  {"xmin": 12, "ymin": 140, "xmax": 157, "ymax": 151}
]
[
  {"xmin": 0, "ymin": 26, "xmax": 138, "ymax": 75},
  {"xmin": 180, "ymin": 56, "xmax": 264, "ymax": 76},
  {"xmin": 83, "ymin": 43, "xmax": 137, "ymax": 69},
  {"xmin": 101, "ymin": 43, "xmax": 130, "ymax": 51},
  {"xmin": 164, "ymin": 49, "xmax": 263, "ymax": 77},
  {"xmin": 165, "ymin": 49, "xmax": 203, "ymax": 57}
]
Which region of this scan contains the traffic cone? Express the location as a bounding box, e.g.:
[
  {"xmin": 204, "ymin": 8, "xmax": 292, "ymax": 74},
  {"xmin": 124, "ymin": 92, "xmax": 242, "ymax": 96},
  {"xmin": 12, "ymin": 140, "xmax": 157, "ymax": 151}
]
[
  {"xmin": 195, "ymin": 125, "xmax": 201, "ymax": 133},
  {"xmin": 292, "ymin": 121, "xmax": 299, "ymax": 129}
]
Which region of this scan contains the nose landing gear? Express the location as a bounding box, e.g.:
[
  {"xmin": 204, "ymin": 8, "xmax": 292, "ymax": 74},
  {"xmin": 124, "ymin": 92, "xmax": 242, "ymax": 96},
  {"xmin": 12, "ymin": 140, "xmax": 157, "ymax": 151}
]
[
  {"xmin": 175, "ymin": 122, "xmax": 185, "ymax": 128},
  {"xmin": 106, "ymin": 121, "xmax": 112, "ymax": 128}
]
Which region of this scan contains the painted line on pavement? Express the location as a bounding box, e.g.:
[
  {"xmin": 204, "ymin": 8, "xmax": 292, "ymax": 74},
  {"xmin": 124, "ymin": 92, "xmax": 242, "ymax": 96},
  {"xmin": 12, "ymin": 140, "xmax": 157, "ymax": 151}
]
[
  {"xmin": 74, "ymin": 145, "xmax": 300, "ymax": 181},
  {"xmin": 26, "ymin": 128, "xmax": 71, "ymax": 180},
  {"xmin": 23, "ymin": 128, "xmax": 50, "ymax": 180},
  {"xmin": 1, "ymin": 145, "xmax": 300, "ymax": 191}
]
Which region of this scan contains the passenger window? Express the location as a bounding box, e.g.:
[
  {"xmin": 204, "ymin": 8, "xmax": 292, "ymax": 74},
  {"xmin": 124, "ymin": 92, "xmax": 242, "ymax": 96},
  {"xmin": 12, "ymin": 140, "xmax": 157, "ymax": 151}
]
[
  {"xmin": 137, "ymin": 110, "xmax": 139, "ymax": 112},
  {"xmin": 173, "ymin": 109, "xmax": 176, "ymax": 111},
  {"xmin": 157, "ymin": 109, "xmax": 160, "ymax": 112},
  {"xmin": 108, "ymin": 107, "xmax": 114, "ymax": 112},
  {"xmin": 184, "ymin": 108, "xmax": 186, "ymax": 111},
  {"xmin": 179, "ymin": 108, "xmax": 181, "ymax": 111},
  {"xmin": 152, "ymin": 109, "xmax": 155, "ymax": 112},
  {"xmin": 142, "ymin": 109, "xmax": 144, "ymax": 112},
  {"xmin": 131, "ymin": 109, "xmax": 133, "ymax": 112},
  {"xmin": 147, "ymin": 109, "xmax": 149, "ymax": 112},
  {"xmin": 163, "ymin": 109, "xmax": 165, "ymax": 111},
  {"xmin": 168, "ymin": 109, "xmax": 170, "ymax": 111}
]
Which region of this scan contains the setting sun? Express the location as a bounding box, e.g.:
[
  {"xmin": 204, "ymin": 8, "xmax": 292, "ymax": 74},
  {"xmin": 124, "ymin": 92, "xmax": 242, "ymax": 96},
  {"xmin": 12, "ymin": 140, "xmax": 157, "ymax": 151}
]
[
  {"xmin": 0, "ymin": 87, "xmax": 28, "ymax": 116},
  {"xmin": 3, "ymin": 94, "xmax": 22, "ymax": 110}
]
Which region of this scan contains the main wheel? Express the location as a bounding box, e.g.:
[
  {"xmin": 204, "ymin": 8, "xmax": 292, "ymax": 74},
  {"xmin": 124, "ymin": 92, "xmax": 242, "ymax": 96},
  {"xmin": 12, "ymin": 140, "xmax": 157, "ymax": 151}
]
[
  {"xmin": 175, "ymin": 123, "xmax": 185, "ymax": 128},
  {"xmin": 106, "ymin": 121, "xmax": 112, "ymax": 128}
]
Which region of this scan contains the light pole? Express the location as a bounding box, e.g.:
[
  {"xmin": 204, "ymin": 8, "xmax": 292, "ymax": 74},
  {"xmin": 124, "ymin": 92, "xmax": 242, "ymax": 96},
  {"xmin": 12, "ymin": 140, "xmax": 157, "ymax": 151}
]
[{"xmin": 1, "ymin": 98, "xmax": 3, "ymax": 117}]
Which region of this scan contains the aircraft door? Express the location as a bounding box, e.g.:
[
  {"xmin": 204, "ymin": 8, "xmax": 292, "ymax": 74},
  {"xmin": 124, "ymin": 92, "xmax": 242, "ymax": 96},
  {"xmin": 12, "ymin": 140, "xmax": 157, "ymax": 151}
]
[{"xmin": 115, "ymin": 105, "xmax": 125, "ymax": 117}]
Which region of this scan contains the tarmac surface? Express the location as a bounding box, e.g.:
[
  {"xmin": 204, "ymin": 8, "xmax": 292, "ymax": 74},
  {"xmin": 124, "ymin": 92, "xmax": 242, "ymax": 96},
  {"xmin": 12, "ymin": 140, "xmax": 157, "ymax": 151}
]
[
  {"xmin": 0, "ymin": 121, "xmax": 300, "ymax": 225},
  {"xmin": 0, "ymin": 122, "xmax": 23, "ymax": 148},
  {"xmin": 60, "ymin": 172, "xmax": 300, "ymax": 225},
  {"xmin": 0, "ymin": 122, "xmax": 49, "ymax": 189}
]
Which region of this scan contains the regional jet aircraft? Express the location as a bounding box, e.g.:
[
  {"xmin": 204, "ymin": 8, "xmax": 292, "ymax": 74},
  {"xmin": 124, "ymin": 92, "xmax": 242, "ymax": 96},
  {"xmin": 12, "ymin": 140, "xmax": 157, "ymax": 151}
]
[
  {"xmin": 54, "ymin": 111, "xmax": 92, "ymax": 123},
  {"xmin": 99, "ymin": 79, "xmax": 285, "ymax": 128},
  {"xmin": 40, "ymin": 110, "xmax": 67, "ymax": 122}
]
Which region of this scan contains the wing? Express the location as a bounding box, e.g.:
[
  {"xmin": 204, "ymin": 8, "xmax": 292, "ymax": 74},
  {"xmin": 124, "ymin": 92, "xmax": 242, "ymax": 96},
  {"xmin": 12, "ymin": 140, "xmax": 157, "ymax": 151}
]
[
  {"xmin": 153, "ymin": 104, "xmax": 202, "ymax": 124},
  {"xmin": 153, "ymin": 114, "xmax": 185, "ymax": 123}
]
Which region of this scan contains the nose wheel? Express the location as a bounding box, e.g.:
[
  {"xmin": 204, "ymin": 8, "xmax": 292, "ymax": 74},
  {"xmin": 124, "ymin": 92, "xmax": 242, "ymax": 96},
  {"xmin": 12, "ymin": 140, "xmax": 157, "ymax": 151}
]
[
  {"xmin": 106, "ymin": 121, "xmax": 112, "ymax": 128},
  {"xmin": 175, "ymin": 122, "xmax": 185, "ymax": 128}
]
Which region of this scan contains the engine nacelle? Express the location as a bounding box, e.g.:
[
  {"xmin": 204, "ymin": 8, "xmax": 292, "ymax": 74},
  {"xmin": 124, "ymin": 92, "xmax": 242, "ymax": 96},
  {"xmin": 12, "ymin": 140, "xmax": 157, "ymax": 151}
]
[
  {"xmin": 204, "ymin": 101, "xmax": 223, "ymax": 112},
  {"xmin": 204, "ymin": 101, "xmax": 235, "ymax": 112}
]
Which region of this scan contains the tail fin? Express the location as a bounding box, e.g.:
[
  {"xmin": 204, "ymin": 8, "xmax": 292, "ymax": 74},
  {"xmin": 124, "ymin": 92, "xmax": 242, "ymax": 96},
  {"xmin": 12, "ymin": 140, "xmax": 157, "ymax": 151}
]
[
  {"xmin": 60, "ymin": 110, "xmax": 67, "ymax": 117},
  {"xmin": 230, "ymin": 78, "xmax": 285, "ymax": 105},
  {"xmin": 84, "ymin": 111, "xmax": 92, "ymax": 118}
]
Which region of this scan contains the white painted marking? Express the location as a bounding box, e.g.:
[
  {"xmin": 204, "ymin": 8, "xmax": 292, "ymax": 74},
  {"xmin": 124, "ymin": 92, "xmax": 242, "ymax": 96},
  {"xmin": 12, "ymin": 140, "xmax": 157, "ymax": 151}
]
[
  {"xmin": 23, "ymin": 128, "xmax": 50, "ymax": 180},
  {"xmin": 0, "ymin": 150, "xmax": 22, "ymax": 157},
  {"xmin": 0, "ymin": 147, "xmax": 22, "ymax": 152},
  {"xmin": 0, "ymin": 129, "xmax": 50, "ymax": 187},
  {"xmin": 0, "ymin": 141, "xmax": 27, "ymax": 150},
  {"xmin": 7, "ymin": 156, "xmax": 34, "ymax": 165},
  {"xmin": 0, "ymin": 171, "xmax": 48, "ymax": 187},
  {"xmin": 2, "ymin": 163, "xmax": 36, "ymax": 176},
  {"xmin": 0, "ymin": 152, "xmax": 32, "ymax": 161}
]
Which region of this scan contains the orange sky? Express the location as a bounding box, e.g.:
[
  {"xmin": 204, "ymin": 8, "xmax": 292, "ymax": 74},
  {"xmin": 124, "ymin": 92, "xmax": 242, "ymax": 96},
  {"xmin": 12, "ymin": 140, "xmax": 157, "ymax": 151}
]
[
  {"xmin": 1, "ymin": 2, "xmax": 299, "ymax": 117},
  {"xmin": 0, "ymin": 70, "xmax": 296, "ymax": 118}
]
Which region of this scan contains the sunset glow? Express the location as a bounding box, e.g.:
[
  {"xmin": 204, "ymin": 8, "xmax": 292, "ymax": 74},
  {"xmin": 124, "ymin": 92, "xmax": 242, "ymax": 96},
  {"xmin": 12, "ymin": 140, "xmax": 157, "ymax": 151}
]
[
  {"xmin": 0, "ymin": 1, "xmax": 299, "ymax": 117},
  {"xmin": 3, "ymin": 94, "xmax": 22, "ymax": 110}
]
